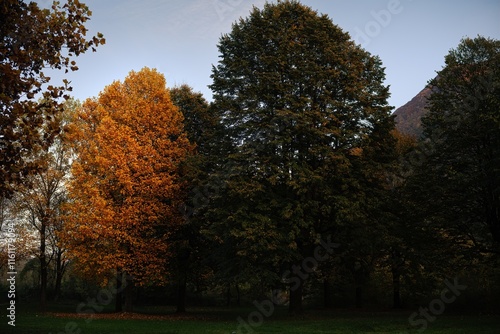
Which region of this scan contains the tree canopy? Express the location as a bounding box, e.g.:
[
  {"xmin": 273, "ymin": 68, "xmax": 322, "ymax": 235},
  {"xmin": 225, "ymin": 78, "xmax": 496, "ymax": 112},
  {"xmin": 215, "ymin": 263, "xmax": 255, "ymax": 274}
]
[
  {"xmin": 64, "ymin": 68, "xmax": 193, "ymax": 310},
  {"xmin": 209, "ymin": 0, "xmax": 395, "ymax": 314},
  {"xmin": 418, "ymin": 36, "xmax": 500, "ymax": 253},
  {"xmin": 0, "ymin": 0, "xmax": 105, "ymax": 197},
  {"xmin": 3, "ymin": 0, "xmax": 499, "ymax": 318}
]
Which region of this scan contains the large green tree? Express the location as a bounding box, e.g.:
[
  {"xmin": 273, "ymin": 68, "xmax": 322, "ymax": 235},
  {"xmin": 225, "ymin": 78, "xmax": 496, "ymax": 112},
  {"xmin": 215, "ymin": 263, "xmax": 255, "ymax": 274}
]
[
  {"xmin": 209, "ymin": 0, "xmax": 395, "ymax": 314},
  {"xmin": 0, "ymin": 0, "xmax": 104, "ymax": 197},
  {"xmin": 418, "ymin": 36, "xmax": 500, "ymax": 254}
]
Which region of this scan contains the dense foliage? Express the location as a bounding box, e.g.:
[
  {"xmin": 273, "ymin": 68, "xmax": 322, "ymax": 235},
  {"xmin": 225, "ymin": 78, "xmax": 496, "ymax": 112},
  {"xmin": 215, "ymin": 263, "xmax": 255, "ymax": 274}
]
[
  {"xmin": 63, "ymin": 68, "xmax": 193, "ymax": 311},
  {"xmin": 417, "ymin": 36, "xmax": 500, "ymax": 253},
  {"xmin": 209, "ymin": 1, "xmax": 395, "ymax": 314},
  {"xmin": 1, "ymin": 0, "xmax": 498, "ymax": 316},
  {"xmin": 0, "ymin": 0, "xmax": 104, "ymax": 197}
]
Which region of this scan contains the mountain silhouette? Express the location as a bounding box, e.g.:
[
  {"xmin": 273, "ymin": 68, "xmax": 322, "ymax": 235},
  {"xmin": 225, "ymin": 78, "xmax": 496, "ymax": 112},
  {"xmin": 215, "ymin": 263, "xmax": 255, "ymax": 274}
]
[{"xmin": 393, "ymin": 85, "xmax": 432, "ymax": 138}]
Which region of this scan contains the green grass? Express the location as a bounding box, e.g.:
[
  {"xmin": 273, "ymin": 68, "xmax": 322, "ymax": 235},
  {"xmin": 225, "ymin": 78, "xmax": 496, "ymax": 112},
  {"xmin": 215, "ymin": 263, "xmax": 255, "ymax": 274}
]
[{"xmin": 1, "ymin": 302, "xmax": 499, "ymax": 334}]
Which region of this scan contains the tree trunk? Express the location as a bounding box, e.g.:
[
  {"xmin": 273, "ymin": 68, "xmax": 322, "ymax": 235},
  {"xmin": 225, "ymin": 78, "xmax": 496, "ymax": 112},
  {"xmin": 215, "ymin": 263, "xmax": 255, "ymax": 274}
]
[
  {"xmin": 53, "ymin": 250, "xmax": 64, "ymax": 301},
  {"xmin": 392, "ymin": 268, "xmax": 402, "ymax": 309},
  {"xmin": 124, "ymin": 271, "xmax": 134, "ymax": 312},
  {"xmin": 225, "ymin": 282, "xmax": 231, "ymax": 307},
  {"xmin": 176, "ymin": 273, "xmax": 187, "ymax": 313},
  {"xmin": 323, "ymin": 279, "xmax": 333, "ymax": 308},
  {"xmin": 115, "ymin": 267, "xmax": 123, "ymax": 312},
  {"xmin": 355, "ymin": 285, "xmax": 363, "ymax": 308},
  {"xmin": 353, "ymin": 264, "xmax": 368, "ymax": 309},
  {"xmin": 176, "ymin": 244, "xmax": 190, "ymax": 313},
  {"xmin": 288, "ymin": 280, "xmax": 304, "ymax": 315},
  {"xmin": 235, "ymin": 284, "xmax": 241, "ymax": 306},
  {"xmin": 39, "ymin": 221, "xmax": 47, "ymax": 312}
]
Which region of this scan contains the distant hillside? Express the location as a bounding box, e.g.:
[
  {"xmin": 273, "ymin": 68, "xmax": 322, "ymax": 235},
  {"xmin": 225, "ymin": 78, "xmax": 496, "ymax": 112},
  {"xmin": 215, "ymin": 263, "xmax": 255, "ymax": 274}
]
[{"xmin": 393, "ymin": 85, "xmax": 432, "ymax": 138}]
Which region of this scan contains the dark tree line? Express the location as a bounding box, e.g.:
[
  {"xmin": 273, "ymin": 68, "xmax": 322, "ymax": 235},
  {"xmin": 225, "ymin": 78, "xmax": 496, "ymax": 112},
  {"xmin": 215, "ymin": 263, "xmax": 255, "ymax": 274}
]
[
  {"xmin": 173, "ymin": 2, "xmax": 499, "ymax": 314},
  {"xmin": 2, "ymin": 0, "xmax": 499, "ymax": 315}
]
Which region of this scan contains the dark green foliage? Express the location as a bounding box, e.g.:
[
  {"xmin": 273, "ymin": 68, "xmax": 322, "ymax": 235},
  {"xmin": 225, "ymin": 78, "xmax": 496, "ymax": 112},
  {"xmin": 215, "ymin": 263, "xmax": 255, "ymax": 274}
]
[
  {"xmin": 419, "ymin": 36, "xmax": 500, "ymax": 254},
  {"xmin": 209, "ymin": 0, "xmax": 395, "ymax": 313},
  {"xmin": 169, "ymin": 85, "xmax": 221, "ymax": 312},
  {"xmin": 170, "ymin": 85, "xmax": 217, "ymax": 155},
  {"xmin": 383, "ymin": 36, "xmax": 500, "ymax": 310}
]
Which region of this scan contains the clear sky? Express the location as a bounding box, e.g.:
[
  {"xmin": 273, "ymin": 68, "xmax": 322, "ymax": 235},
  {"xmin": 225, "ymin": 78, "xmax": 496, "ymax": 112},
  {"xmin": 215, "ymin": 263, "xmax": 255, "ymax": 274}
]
[{"xmin": 42, "ymin": 0, "xmax": 500, "ymax": 109}]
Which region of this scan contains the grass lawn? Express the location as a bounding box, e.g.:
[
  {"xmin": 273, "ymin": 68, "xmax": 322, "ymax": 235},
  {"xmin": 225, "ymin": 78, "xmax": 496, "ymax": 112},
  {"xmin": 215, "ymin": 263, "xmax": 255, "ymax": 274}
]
[{"xmin": 1, "ymin": 302, "xmax": 499, "ymax": 334}]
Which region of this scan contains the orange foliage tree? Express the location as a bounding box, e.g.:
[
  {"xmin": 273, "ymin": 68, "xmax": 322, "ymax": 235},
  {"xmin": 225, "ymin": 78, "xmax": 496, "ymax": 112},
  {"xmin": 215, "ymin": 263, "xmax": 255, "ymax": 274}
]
[{"xmin": 64, "ymin": 68, "xmax": 193, "ymax": 311}]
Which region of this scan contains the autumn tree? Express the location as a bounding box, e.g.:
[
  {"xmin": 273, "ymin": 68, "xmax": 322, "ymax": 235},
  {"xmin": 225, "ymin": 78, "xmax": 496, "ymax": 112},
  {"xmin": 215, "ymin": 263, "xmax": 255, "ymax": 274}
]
[
  {"xmin": 15, "ymin": 135, "xmax": 70, "ymax": 310},
  {"xmin": 13, "ymin": 99, "xmax": 79, "ymax": 310},
  {"xmin": 0, "ymin": 0, "xmax": 104, "ymax": 197},
  {"xmin": 209, "ymin": 1, "xmax": 395, "ymax": 314},
  {"xmin": 64, "ymin": 68, "xmax": 193, "ymax": 312}
]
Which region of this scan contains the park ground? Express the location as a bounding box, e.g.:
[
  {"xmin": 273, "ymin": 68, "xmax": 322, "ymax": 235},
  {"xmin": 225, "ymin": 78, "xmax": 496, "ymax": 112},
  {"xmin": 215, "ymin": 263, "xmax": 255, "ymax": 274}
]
[{"xmin": 1, "ymin": 302, "xmax": 500, "ymax": 334}]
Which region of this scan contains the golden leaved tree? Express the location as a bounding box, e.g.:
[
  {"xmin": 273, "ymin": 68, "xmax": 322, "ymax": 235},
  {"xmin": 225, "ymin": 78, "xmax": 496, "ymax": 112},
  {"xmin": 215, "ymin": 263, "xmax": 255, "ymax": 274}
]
[{"xmin": 64, "ymin": 68, "xmax": 193, "ymax": 311}]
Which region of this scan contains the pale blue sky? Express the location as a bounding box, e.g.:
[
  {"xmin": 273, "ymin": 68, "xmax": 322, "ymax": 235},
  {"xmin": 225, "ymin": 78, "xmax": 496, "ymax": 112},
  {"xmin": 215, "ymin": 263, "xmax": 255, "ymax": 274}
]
[{"xmin": 44, "ymin": 0, "xmax": 500, "ymax": 109}]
